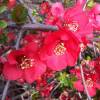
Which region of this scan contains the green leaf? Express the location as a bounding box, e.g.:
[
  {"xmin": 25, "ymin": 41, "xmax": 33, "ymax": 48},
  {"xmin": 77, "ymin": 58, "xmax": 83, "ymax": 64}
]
[
  {"xmin": 11, "ymin": 4, "xmax": 28, "ymax": 24},
  {"xmin": 0, "ymin": 20, "xmax": 7, "ymax": 29},
  {"xmin": 0, "ymin": 6, "xmax": 7, "ymax": 14}
]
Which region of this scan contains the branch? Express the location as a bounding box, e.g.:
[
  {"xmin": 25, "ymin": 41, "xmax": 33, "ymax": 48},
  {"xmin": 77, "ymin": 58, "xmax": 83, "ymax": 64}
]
[
  {"xmin": 22, "ymin": 23, "xmax": 59, "ymax": 31},
  {"xmin": 8, "ymin": 22, "xmax": 59, "ymax": 31}
]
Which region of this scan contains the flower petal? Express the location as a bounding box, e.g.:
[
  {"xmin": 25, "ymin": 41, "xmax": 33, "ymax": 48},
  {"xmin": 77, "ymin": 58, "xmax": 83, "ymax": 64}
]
[
  {"xmin": 74, "ymin": 80, "xmax": 84, "ymax": 91},
  {"xmin": 46, "ymin": 54, "xmax": 67, "ymax": 71},
  {"xmin": 3, "ymin": 62, "xmax": 22, "ymax": 80}
]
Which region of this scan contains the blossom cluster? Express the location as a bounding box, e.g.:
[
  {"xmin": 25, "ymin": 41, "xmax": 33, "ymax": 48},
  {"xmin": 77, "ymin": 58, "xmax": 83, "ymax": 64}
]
[{"xmin": 1, "ymin": 0, "xmax": 100, "ymax": 98}]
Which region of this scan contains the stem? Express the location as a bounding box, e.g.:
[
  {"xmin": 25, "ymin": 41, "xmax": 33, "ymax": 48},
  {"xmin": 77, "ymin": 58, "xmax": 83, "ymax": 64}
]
[
  {"xmin": 93, "ymin": 42, "xmax": 97, "ymax": 57},
  {"xmin": 1, "ymin": 80, "xmax": 10, "ymax": 100},
  {"xmin": 77, "ymin": 92, "xmax": 82, "ymax": 99},
  {"xmin": 80, "ymin": 65, "xmax": 92, "ymax": 100},
  {"xmin": 83, "ymin": 0, "xmax": 89, "ymax": 10}
]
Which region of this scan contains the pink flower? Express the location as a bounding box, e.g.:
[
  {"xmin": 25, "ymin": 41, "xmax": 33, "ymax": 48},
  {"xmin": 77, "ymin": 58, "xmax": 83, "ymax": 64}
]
[
  {"xmin": 45, "ymin": 13, "xmax": 63, "ymax": 26},
  {"xmin": 90, "ymin": 3, "xmax": 100, "ymax": 30},
  {"xmin": 3, "ymin": 43, "xmax": 46, "ymax": 83},
  {"xmin": 51, "ymin": 2, "xmax": 64, "ymax": 17},
  {"xmin": 91, "ymin": 3, "xmax": 100, "ymax": 15},
  {"xmin": 63, "ymin": 4, "xmax": 93, "ymax": 41}
]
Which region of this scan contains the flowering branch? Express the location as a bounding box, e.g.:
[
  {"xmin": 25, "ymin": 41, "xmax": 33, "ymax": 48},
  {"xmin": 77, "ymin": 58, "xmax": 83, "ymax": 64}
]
[{"xmin": 1, "ymin": 17, "xmax": 59, "ymax": 100}]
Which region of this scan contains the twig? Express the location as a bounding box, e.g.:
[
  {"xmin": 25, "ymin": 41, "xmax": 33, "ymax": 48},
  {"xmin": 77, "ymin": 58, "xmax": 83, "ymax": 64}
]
[
  {"xmin": 80, "ymin": 64, "xmax": 92, "ymax": 100},
  {"xmin": 1, "ymin": 80, "xmax": 10, "ymax": 100},
  {"xmin": 12, "ymin": 91, "xmax": 29, "ymax": 100},
  {"xmin": 50, "ymin": 82, "xmax": 60, "ymax": 97},
  {"xmin": 93, "ymin": 38, "xmax": 100, "ymax": 42}
]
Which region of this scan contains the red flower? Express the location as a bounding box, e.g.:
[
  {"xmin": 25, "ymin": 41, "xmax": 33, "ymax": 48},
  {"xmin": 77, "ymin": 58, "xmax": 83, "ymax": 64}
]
[
  {"xmin": 7, "ymin": 32, "xmax": 16, "ymax": 42},
  {"xmin": 3, "ymin": 43, "xmax": 46, "ymax": 83},
  {"xmin": 74, "ymin": 76, "xmax": 100, "ymax": 97},
  {"xmin": 39, "ymin": 29, "xmax": 80, "ymax": 71},
  {"xmin": 22, "ymin": 34, "xmax": 43, "ymax": 51}
]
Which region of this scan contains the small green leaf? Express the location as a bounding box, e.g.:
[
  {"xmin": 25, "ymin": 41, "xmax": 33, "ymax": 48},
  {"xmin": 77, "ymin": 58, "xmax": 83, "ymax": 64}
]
[
  {"xmin": 87, "ymin": 0, "xmax": 95, "ymax": 8},
  {"xmin": 0, "ymin": 6, "xmax": 7, "ymax": 14},
  {"xmin": 86, "ymin": 56, "xmax": 91, "ymax": 60},
  {"xmin": 0, "ymin": 33, "xmax": 7, "ymax": 44},
  {"xmin": 32, "ymin": 9, "xmax": 38, "ymax": 16},
  {"xmin": 0, "ymin": 20, "xmax": 7, "ymax": 29}
]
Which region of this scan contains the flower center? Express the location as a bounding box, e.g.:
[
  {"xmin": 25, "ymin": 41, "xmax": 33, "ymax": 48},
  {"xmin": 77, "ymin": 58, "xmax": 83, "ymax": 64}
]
[
  {"xmin": 54, "ymin": 43, "xmax": 66, "ymax": 56},
  {"xmin": 64, "ymin": 21, "xmax": 79, "ymax": 32},
  {"xmin": 16, "ymin": 55, "xmax": 34, "ymax": 70},
  {"xmin": 86, "ymin": 78, "xmax": 94, "ymax": 88}
]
